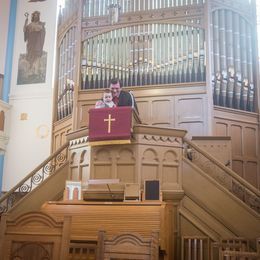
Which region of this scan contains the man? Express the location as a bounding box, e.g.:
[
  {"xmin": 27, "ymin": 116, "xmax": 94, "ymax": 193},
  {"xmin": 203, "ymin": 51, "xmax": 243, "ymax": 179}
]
[{"xmin": 109, "ymin": 78, "xmax": 139, "ymax": 113}]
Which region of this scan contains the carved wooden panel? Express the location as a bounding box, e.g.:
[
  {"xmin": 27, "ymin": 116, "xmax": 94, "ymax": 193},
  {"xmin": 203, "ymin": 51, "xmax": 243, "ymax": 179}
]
[
  {"xmin": 192, "ymin": 137, "xmax": 232, "ymax": 168},
  {"xmin": 162, "ymin": 150, "xmax": 179, "ymax": 189},
  {"xmin": 68, "ymin": 136, "xmax": 90, "ymax": 187},
  {"xmin": 232, "ymin": 160, "xmax": 244, "ymax": 177},
  {"xmin": 151, "ymin": 99, "xmax": 172, "ymax": 126},
  {"xmin": 52, "ymin": 116, "xmax": 72, "ymax": 152},
  {"xmin": 78, "ymin": 102, "xmax": 95, "ymax": 128},
  {"xmin": 245, "ymin": 162, "xmax": 258, "ymax": 187},
  {"xmin": 215, "ymin": 121, "xmax": 228, "ymax": 136},
  {"xmin": 175, "ymin": 94, "xmax": 207, "ymax": 138},
  {"xmin": 70, "ymin": 151, "xmax": 80, "ymax": 180},
  {"xmin": 10, "ymin": 241, "xmax": 53, "ymax": 260},
  {"xmin": 137, "ymin": 100, "xmax": 150, "ymax": 124},
  {"xmin": 80, "ymin": 150, "xmax": 90, "ymax": 183},
  {"xmin": 244, "ymin": 127, "xmax": 257, "ymax": 158},
  {"xmin": 214, "ymin": 107, "xmax": 259, "ymax": 188},
  {"xmin": 98, "ymin": 231, "xmax": 159, "ymax": 260},
  {"xmin": 230, "ymin": 124, "xmax": 243, "ymax": 156},
  {"xmin": 0, "ymin": 212, "xmax": 71, "ymax": 260},
  {"xmin": 92, "ymin": 148, "xmax": 113, "ymax": 179},
  {"xmin": 69, "ymin": 149, "xmax": 90, "ymax": 183},
  {"xmin": 116, "ymin": 148, "xmax": 136, "ymax": 183},
  {"xmin": 77, "ymin": 84, "xmax": 207, "ymax": 137},
  {"xmin": 67, "ymin": 125, "xmax": 185, "ymax": 197},
  {"xmin": 141, "ymin": 148, "xmax": 159, "ymax": 184}
]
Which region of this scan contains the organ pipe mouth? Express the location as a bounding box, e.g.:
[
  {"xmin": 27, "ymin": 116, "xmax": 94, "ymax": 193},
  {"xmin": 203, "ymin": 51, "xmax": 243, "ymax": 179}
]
[{"xmin": 79, "ymin": 23, "xmax": 206, "ymax": 93}]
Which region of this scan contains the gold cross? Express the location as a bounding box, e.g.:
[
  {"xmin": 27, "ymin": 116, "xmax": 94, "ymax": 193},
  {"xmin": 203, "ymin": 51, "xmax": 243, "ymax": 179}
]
[{"xmin": 104, "ymin": 114, "xmax": 115, "ymax": 133}]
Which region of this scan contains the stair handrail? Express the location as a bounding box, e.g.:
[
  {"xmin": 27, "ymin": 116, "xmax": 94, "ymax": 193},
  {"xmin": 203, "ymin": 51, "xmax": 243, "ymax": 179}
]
[
  {"xmin": 183, "ymin": 137, "xmax": 260, "ymax": 215},
  {"xmin": 0, "ymin": 142, "xmax": 69, "ymax": 215}
]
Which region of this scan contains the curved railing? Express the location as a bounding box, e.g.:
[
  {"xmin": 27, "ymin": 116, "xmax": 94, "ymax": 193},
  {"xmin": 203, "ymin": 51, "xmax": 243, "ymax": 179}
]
[
  {"xmin": 0, "ymin": 142, "xmax": 69, "ymax": 215},
  {"xmin": 183, "ymin": 138, "xmax": 260, "ymax": 215}
]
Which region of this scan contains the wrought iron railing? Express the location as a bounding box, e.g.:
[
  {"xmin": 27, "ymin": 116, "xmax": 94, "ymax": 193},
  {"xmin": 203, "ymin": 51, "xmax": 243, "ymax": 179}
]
[
  {"xmin": 183, "ymin": 138, "xmax": 260, "ymax": 215},
  {"xmin": 0, "ymin": 142, "xmax": 69, "ymax": 215}
]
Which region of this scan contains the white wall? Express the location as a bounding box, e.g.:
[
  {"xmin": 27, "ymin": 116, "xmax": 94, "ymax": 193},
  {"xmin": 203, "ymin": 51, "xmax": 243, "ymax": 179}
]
[
  {"xmin": 0, "ymin": 0, "xmax": 11, "ymax": 74},
  {"xmin": 2, "ymin": 0, "xmax": 57, "ymax": 190}
]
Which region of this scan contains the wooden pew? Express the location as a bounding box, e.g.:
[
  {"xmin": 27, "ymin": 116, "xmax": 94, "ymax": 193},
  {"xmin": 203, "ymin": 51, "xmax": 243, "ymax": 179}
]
[{"xmin": 41, "ymin": 200, "xmax": 174, "ymax": 259}]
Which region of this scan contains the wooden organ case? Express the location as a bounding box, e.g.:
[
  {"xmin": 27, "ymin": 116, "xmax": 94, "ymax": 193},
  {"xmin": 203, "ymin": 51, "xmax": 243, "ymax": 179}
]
[
  {"xmin": 53, "ymin": 0, "xmax": 259, "ymax": 189},
  {"xmin": 50, "ymin": 9, "xmax": 260, "ymax": 260},
  {"xmin": 0, "ymin": 2, "xmax": 259, "ymax": 260}
]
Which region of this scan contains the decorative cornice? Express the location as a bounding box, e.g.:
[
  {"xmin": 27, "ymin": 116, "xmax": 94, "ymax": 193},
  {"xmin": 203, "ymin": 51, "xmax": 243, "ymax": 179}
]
[
  {"xmin": 69, "ymin": 136, "xmax": 89, "ymax": 147},
  {"xmin": 82, "ymin": 4, "xmax": 205, "ymax": 40},
  {"xmin": 142, "ymin": 135, "xmax": 182, "ymax": 145}
]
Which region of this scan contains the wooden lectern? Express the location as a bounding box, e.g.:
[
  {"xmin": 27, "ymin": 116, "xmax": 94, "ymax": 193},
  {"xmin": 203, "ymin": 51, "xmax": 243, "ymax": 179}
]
[{"xmin": 88, "ymin": 107, "xmax": 141, "ymax": 145}]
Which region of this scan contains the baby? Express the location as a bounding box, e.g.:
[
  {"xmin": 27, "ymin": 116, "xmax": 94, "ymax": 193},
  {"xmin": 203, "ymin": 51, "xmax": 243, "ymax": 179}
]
[{"xmin": 95, "ymin": 89, "xmax": 116, "ymax": 108}]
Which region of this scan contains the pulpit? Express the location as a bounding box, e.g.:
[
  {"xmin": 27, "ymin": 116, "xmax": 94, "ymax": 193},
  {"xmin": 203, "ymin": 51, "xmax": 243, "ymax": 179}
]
[
  {"xmin": 55, "ymin": 105, "xmax": 187, "ymax": 260},
  {"xmin": 67, "ymin": 118, "xmax": 186, "ymax": 198},
  {"xmin": 89, "ymin": 107, "xmax": 141, "ymax": 145}
]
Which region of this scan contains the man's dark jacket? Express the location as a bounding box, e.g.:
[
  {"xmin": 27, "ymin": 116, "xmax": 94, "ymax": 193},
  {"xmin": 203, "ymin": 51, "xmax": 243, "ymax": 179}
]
[{"xmin": 117, "ymin": 90, "xmax": 139, "ymax": 113}]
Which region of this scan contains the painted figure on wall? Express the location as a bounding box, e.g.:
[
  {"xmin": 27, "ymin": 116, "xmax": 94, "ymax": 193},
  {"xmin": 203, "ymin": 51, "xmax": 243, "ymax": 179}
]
[
  {"xmin": 24, "ymin": 11, "xmax": 45, "ymax": 69},
  {"xmin": 17, "ymin": 11, "xmax": 47, "ymax": 84}
]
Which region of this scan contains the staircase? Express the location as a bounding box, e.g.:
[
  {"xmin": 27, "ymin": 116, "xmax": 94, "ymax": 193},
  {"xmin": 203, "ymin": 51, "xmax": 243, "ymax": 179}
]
[
  {"xmin": 0, "ymin": 142, "xmax": 69, "ymax": 218},
  {"xmin": 182, "ymin": 138, "xmax": 260, "ymax": 239},
  {"xmin": 0, "ymin": 135, "xmax": 259, "ymax": 259}
]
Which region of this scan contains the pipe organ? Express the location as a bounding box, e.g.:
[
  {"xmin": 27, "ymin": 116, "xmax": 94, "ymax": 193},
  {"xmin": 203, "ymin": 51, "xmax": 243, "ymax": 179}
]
[
  {"xmin": 211, "ymin": 9, "xmax": 256, "ymax": 112},
  {"xmin": 55, "ymin": 0, "xmax": 258, "ymax": 122},
  {"xmin": 81, "ymin": 24, "xmax": 206, "ymax": 89},
  {"xmin": 82, "ymin": 0, "xmax": 206, "ymax": 18},
  {"xmin": 57, "ymin": 26, "xmax": 77, "ymax": 120}
]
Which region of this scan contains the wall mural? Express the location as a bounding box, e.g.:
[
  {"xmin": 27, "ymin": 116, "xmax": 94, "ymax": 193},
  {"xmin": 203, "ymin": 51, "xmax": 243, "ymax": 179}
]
[{"xmin": 17, "ymin": 11, "xmax": 47, "ymax": 84}]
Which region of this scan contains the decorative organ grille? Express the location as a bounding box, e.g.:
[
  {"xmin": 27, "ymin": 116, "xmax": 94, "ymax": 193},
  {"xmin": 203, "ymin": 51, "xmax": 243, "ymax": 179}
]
[
  {"xmin": 57, "ymin": 26, "xmax": 77, "ymax": 120},
  {"xmin": 82, "ymin": 0, "xmax": 205, "ymax": 17},
  {"xmin": 211, "ymin": 9, "xmax": 255, "ymax": 112},
  {"xmin": 81, "ymin": 24, "xmax": 206, "ymax": 89}
]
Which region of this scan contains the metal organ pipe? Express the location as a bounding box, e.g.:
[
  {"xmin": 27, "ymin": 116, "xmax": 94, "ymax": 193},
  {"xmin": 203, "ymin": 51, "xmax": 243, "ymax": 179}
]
[
  {"xmin": 81, "ymin": 24, "xmax": 205, "ymax": 89},
  {"xmin": 211, "ymin": 8, "xmax": 255, "ymax": 112},
  {"xmin": 246, "ymin": 25, "xmax": 254, "ymax": 111},
  {"xmin": 219, "ymin": 9, "xmax": 227, "ymax": 107},
  {"xmin": 81, "ymin": 0, "xmax": 206, "ymax": 17}
]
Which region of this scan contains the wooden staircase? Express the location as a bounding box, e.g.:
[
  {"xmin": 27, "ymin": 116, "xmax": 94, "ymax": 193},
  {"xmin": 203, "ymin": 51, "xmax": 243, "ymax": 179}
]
[
  {"xmin": 181, "ymin": 138, "xmax": 260, "ymax": 240},
  {"xmin": 0, "ymin": 135, "xmax": 259, "ymax": 259},
  {"xmin": 0, "ymin": 142, "xmax": 69, "ymax": 218}
]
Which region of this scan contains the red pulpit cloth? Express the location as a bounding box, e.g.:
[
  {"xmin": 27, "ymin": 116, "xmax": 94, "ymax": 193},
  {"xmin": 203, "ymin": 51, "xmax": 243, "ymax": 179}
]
[{"xmin": 89, "ymin": 107, "xmax": 132, "ymax": 141}]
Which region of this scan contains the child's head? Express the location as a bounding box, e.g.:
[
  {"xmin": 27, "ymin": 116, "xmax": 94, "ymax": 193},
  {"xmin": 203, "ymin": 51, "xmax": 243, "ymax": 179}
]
[{"xmin": 103, "ymin": 89, "xmax": 113, "ymax": 103}]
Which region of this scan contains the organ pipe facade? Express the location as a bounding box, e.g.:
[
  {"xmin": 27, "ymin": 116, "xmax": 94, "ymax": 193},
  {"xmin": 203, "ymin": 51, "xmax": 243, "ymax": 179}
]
[
  {"xmin": 81, "ymin": 25, "xmax": 206, "ymax": 90},
  {"xmin": 55, "ymin": 0, "xmax": 257, "ymax": 118},
  {"xmin": 211, "ymin": 4, "xmax": 256, "ymax": 112}
]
